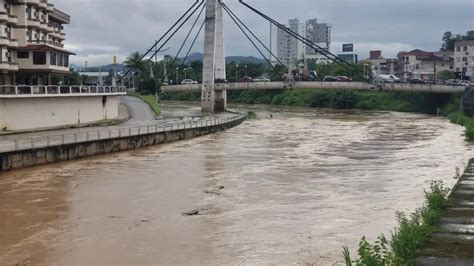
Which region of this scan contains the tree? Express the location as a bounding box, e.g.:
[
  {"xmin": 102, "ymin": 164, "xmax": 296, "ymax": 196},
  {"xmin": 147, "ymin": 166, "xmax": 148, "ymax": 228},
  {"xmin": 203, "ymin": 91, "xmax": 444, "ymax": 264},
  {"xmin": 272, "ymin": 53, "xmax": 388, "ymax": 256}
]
[
  {"xmin": 441, "ymin": 30, "xmax": 474, "ymax": 51},
  {"xmin": 438, "ymin": 70, "xmax": 456, "ymax": 81},
  {"xmin": 124, "ymin": 52, "xmax": 145, "ymax": 73}
]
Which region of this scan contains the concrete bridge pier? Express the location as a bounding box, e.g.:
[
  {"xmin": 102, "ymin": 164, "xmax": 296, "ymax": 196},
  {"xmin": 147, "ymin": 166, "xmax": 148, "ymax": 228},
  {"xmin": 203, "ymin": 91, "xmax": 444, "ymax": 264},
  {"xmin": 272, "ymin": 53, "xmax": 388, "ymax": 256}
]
[{"xmin": 202, "ymin": 0, "xmax": 226, "ymax": 113}]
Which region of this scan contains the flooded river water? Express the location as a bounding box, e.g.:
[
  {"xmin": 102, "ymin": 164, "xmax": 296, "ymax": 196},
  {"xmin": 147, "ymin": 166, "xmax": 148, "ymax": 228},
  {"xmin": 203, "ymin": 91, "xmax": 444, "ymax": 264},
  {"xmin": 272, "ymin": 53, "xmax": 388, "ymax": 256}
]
[{"xmin": 1, "ymin": 103, "xmax": 473, "ymax": 265}]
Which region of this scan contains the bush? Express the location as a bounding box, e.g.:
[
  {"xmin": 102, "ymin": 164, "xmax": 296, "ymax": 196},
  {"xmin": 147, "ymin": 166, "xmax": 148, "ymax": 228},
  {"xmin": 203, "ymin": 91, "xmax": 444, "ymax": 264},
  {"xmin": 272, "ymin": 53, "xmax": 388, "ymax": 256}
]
[{"xmin": 343, "ymin": 180, "xmax": 450, "ymax": 265}]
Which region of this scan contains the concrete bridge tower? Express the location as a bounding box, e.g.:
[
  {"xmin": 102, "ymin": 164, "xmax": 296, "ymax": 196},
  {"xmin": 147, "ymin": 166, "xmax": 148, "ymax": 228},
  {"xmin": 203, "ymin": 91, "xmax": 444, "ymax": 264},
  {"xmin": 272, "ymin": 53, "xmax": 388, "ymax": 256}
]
[{"xmin": 202, "ymin": 0, "xmax": 226, "ymax": 112}]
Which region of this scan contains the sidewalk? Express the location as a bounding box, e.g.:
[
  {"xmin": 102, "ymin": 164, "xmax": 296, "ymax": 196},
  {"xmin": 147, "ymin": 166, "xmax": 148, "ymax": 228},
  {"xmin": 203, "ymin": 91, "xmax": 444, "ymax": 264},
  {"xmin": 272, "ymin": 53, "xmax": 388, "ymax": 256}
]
[{"xmin": 418, "ymin": 160, "xmax": 474, "ymax": 265}]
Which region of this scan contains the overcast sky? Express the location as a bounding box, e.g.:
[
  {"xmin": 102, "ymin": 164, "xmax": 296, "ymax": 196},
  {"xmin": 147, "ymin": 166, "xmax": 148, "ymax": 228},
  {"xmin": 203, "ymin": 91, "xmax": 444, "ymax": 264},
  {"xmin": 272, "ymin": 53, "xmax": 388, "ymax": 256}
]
[{"xmin": 53, "ymin": 0, "xmax": 474, "ymax": 67}]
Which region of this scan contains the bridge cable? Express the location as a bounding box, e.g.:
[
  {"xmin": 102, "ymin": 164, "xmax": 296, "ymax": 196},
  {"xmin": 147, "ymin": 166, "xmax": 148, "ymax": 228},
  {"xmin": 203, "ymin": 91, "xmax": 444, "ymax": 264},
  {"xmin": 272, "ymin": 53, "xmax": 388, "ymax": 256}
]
[
  {"xmin": 219, "ymin": 2, "xmax": 275, "ymax": 70},
  {"xmin": 119, "ymin": 0, "xmax": 202, "ymax": 83},
  {"xmin": 219, "ymin": 1, "xmax": 288, "ymax": 72},
  {"xmin": 158, "ymin": 3, "xmax": 207, "ymax": 85},
  {"xmin": 239, "ymin": 0, "xmax": 364, "ymax": 77},
  {"xmin": 179, "ymin": 20, "xmax": 205, "ymax": 67},
  {"xmin": 119, "ymin": 0, "xmax": 205, "ymax": 84}
]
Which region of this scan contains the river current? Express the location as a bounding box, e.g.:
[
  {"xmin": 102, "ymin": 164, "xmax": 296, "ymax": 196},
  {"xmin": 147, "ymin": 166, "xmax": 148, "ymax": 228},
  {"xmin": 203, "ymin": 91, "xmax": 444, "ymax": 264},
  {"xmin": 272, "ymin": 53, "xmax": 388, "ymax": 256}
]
[{"xmin": 0, "ymin": 103, "xmax": 472, "ymax": 265}]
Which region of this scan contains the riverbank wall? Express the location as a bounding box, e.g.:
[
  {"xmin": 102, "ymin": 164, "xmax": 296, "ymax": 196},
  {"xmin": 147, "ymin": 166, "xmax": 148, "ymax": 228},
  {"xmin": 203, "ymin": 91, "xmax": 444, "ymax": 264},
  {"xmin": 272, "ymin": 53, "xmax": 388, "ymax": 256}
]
[{"xmin": 0, "ymin": 114, "xmax": 246, "ymax": 172}]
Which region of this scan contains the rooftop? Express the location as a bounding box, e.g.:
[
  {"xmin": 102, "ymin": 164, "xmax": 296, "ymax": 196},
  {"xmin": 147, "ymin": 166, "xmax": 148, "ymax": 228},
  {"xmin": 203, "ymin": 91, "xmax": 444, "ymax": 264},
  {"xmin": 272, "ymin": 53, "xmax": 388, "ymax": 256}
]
[{"xmin": 455, "ymin": 40, "xmax": 474, "ymax": 47}]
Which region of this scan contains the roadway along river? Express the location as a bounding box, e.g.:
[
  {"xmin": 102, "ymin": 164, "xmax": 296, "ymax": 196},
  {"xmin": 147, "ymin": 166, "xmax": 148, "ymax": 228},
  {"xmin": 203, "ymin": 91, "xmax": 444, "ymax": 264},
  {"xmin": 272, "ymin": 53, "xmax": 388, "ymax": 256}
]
[{"xmin": 1, "ymin": 103, "xmax": 473, "ymax": 265}]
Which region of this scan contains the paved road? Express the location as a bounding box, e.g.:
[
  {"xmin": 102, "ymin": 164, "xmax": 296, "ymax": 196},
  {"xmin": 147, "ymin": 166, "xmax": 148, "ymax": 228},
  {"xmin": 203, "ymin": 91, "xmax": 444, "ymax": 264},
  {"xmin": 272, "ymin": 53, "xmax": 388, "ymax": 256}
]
[
  {"xmin": 0, "ymin": 98, "xmax": 241, "ymax": 153},
  {"xmin": 121, "ymin": 96, "xmax": 156, "ymax": 124}
]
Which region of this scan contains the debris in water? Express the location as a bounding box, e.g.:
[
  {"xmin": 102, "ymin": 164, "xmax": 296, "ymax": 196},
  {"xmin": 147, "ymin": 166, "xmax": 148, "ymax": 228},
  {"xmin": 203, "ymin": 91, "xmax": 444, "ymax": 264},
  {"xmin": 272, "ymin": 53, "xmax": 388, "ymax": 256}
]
[{"xmin": 182, "ymin": 210, "xmax": 199, "ymax": 216}]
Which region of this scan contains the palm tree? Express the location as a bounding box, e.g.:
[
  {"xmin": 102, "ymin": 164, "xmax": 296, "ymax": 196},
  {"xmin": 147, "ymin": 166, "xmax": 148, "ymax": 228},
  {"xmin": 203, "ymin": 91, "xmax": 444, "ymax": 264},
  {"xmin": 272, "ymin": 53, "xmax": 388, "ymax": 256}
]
[{"xmin": 124, "ymin": 52, "xmax": 145, "ymax": 72}]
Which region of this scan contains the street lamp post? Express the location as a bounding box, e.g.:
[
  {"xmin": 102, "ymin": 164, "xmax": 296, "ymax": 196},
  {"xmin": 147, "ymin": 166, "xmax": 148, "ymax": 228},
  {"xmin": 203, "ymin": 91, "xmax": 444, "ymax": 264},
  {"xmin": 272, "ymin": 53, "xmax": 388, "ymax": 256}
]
[
  {"xmin": 184, "ymin": 68, "xmax": 187, "ymax": 80},
  {"xmin": 176, "ymin": 67, "xmax": 179, "ymax": 84},
  {"xmin": 235, "ymin": 64, "xmax": 239, "ymax": 82}
]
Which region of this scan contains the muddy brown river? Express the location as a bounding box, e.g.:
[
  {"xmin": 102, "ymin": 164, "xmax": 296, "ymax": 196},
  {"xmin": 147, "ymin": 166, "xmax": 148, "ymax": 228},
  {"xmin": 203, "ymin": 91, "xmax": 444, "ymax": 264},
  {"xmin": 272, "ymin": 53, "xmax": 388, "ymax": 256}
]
[{"xmin": 1, "ymin": 103, "xmax": 473, "ymax": 265}]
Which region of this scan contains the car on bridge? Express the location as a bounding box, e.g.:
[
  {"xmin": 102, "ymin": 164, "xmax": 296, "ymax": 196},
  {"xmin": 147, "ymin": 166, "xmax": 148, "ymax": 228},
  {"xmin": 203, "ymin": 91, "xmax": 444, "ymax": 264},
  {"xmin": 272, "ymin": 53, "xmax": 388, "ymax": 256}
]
[
  {"xmin": 409, "ymin": 78, "xmax": 427, "ymax": 84},
  {"xmin": 323, "ymin": 76, "xmax": 339, "ymax": 82},
  {"xmin": 374, "ymin": 74, "xmax": 401, "ymax": 83},
  {"xmin": 239, "ymin": 76, "xmax": 254, "ymax": 83},
  {"xmin": 254, "ymin": 77, "xmax": 271, "ymax": 82},
  {"xmin": 181, "ymin": 79, "xmax": 198, "ymax": 85},
  {"xmin": 336, "ymin": 76, "xmax": 352, "ymax": 82}
]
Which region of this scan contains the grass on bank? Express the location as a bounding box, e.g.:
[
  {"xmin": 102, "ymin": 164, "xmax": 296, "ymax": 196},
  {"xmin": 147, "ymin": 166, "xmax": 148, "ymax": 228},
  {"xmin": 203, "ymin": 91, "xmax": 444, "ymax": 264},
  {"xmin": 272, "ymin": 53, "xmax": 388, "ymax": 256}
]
[
  {"xmin": 342, "ymin": 180, "xmax": 451, "ymax": 265},
  {"xmin": 129, "ymin": 93, "xmax": 161, "ymax": 116}
]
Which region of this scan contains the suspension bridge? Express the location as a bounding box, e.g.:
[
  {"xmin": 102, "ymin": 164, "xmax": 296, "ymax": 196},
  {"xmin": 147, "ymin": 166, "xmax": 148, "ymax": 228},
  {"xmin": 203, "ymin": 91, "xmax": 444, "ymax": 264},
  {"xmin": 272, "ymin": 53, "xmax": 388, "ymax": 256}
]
[{"xmin": 119, "ymin": 0, "xmax": 468, "ymax": 113}]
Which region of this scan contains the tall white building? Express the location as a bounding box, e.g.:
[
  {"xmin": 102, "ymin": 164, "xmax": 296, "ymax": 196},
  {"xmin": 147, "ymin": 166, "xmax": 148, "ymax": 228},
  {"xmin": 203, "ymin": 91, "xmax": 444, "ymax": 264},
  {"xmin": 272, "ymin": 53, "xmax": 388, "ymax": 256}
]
[{"xmin": 271, "ymin": 18, "xmax": 331, "ymax": 68}]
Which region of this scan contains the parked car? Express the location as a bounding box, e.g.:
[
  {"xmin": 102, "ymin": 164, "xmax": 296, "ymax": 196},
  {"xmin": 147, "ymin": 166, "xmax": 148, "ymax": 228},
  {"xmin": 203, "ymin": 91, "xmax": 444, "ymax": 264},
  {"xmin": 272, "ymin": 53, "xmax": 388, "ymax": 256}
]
[
  {"xmin": 336, "ymin": 76, "xmax": 352, "ymax": 82},
  {"xmin": 409, "ymin": 78, "xmax": 427, "ymax": 84},
  {"xmin": 181, "ymin": 79, "xmax": 197, "ymax": 85},
  {"xmin": 323, "ymin": 76, "xmax": 338, "ymax": 82},
  {"xmin": 445, "ymin": 79, "xmax": 461, "ymax": 86},
  {"xmin": 374, "ymin": 74, "xmax": 400, "ymax": 83},
  {"xmin": 239, "ymin": 76, "xmax": 254, "ymax": 83},
  {"xmin": 215, "ymin": 78, "xmax": 228, "ymax": 83},
  {"xmin": 254, "ymin": 77, "xmax": 271, "ymax": 82}
]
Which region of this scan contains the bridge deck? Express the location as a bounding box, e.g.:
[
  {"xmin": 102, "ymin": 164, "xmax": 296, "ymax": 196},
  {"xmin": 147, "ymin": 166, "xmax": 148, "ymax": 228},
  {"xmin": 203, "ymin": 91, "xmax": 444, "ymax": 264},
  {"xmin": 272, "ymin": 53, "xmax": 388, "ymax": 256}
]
[{"xmin": 163, "ymin": 82, "xmax": 465, "ymax": 94}]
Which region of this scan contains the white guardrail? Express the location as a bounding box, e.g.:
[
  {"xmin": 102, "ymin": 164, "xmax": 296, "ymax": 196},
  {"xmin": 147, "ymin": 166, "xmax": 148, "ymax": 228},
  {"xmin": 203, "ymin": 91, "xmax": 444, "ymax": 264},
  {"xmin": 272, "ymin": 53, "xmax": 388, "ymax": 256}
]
[
  {"xmin": 0, "ymin": 85, "xmax": 127, "ymax": 96},
  {"xmin": 0, "ymin": 114, "xmax": 246, "ymax": 153}
]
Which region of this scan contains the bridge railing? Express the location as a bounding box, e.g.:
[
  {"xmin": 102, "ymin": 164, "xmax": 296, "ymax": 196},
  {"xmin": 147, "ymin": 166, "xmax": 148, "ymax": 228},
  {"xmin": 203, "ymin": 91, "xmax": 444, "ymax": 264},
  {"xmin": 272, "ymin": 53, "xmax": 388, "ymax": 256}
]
[
  {"xmin": 0, "ymin": 85, "xmax": 127, "ymax": 96},
  {"xmin": 0, "ymin": 113, "xmax": 246, "ymax": 153}
]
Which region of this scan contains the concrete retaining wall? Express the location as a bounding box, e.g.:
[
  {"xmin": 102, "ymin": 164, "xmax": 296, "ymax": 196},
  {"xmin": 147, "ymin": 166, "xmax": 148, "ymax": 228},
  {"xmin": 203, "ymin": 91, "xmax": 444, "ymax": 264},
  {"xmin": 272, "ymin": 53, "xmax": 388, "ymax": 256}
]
[
  {"xmin": 0, "ymin": 116, "xmax": 246, "ymax": 172},
  {"xmin": 0, "ymin": 95, "xmax": 120, "ymax": 131}
]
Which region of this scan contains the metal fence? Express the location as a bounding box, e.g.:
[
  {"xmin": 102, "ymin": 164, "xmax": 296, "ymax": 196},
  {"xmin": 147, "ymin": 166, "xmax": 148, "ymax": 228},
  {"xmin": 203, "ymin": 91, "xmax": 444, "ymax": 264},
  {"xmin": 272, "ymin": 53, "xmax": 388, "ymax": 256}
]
[
  {"xmin": 0, "ymin": 85, "xmax": 127, "ymax": 96},
  {"xmin": 0, "ymin": 114, "xmax": 245, "ymax": 153}
]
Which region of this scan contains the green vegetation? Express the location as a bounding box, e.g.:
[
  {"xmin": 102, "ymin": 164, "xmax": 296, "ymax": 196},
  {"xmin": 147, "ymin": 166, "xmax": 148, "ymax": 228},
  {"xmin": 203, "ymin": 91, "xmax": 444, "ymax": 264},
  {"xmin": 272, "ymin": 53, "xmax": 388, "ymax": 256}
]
[
  {"xmin": 448, "ymin": 111, "xmax": 474, "ymax": 141},
  {"xmin": 162, "ymin": 89, "xmax": 456, "ymax": 114},
  {"xmin": 343, "ymin": 180, "xmax": 451, "ymax": 265},
  {"xmin": 441, "ymin": 30, "xmax": 474, "ymax": 51},
  {"xmin": 438, "ymin": 70, "xmax": 456, "ymax": 81}
]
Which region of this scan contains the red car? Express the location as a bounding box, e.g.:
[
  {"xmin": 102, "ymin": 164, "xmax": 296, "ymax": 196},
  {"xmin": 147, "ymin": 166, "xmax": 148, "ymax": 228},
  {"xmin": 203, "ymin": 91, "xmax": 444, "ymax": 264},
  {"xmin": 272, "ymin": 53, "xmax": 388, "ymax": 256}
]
[
  {"xmin": 239, "ymin": 76, "xmax": 254, "ymax": 83},
  {"xmin": 336, "ymin": 76, "xmax": 352, "ymax": 82}
]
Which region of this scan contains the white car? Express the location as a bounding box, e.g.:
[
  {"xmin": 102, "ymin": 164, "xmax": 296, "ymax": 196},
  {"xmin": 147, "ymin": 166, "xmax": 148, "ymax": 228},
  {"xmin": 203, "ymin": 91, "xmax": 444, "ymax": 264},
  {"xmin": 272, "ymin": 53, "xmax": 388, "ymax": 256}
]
[
  {"xmin": 181, "ymin": 79, "xmax": 198, "ymax": 85},
  {"xmin": 254, "ymin": 77, "xmax": 271, "ymax": 82},
  {"xmin": 374, "ymin": 74, "xmax": 400, "ymax": 83}
]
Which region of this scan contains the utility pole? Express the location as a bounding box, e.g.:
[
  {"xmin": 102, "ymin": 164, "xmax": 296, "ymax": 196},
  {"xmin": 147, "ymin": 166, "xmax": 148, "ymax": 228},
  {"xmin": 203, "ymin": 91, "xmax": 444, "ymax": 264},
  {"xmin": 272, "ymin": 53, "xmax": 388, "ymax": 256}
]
[{"xmin": 154, "ymin": 40, "xmax": 158, "ymax": 104}]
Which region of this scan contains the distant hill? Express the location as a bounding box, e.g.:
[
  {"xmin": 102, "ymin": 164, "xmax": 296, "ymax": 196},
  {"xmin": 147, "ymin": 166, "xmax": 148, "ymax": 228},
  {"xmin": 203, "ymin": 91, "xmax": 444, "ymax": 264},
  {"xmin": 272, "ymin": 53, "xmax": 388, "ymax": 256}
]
[
  {"xmin": 71, "ymin": 53, "xmax": 266, "ymax": 72},
  {"xmin": 180, "ymin": 52, "xmax": 266, "ymax": 64}
]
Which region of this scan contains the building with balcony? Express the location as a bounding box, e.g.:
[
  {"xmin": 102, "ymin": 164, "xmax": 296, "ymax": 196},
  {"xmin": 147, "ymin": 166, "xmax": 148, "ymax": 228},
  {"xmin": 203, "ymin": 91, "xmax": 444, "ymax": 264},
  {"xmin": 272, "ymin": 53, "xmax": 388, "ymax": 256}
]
[
  {"xmin": 0, "ymin": 0, "xmax": 73, "ymax": 86},
  {"xmin": 397, "ymin": 49, "xmax": 454, "ymax": 81},
  {"xmin": 454, "ymin": 40, "xmax": 474, "ymax": 81}
]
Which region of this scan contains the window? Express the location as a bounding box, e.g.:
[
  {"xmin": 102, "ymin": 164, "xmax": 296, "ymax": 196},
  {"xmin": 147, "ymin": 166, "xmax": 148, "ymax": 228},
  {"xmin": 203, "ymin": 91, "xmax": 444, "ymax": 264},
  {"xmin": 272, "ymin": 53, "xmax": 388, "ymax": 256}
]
[
  {"xmin": 63, "ymin": 55, "xmax": 68, "ymax": 67},
  {"xmin": 456, "ymin": 47, "xmax": 460, "ymax": 52},
  {"xmin": 33, "ymin": 51, "xmax": 46, "ymax": 65},
  {"xmin": 58, "ymin": 53, "xmax": 63, "ymax": 66},
  {"xmin": 464, "ymin": 46, "xmax": 468, "ymax": 51},
  {"xmin": 463, "ymin": 57, "xmax": 468, "ymax": 62},
  {"xmin": 17, "ymin": 51, "xmax": 29, "ymax": 58},
  {"xmin": 50, "ymin": 52, "xmax": 56, "ymax": 65}
]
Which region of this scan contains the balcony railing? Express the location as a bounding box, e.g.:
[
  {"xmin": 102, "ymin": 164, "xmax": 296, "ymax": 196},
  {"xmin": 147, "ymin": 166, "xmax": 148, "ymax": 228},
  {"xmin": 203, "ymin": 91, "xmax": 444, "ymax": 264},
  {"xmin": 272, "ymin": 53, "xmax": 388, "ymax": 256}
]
[
  {"xmin": 0, "ymin": 85, "xmax": 127, "ymax": 97},
  {"xmin": 50, "ymin": 8, "xmax": 70, "ymax": 24}
]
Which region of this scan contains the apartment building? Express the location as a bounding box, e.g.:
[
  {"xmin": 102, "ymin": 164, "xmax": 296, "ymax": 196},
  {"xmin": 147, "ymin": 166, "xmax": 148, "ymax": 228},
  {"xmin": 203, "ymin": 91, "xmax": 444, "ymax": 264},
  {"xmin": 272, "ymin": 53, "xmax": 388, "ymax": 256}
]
[
  {"xmin": 454, "ymin": 40, "xmax": 474, "ymax": 81},
  {"xmin": 0, "ymin": 0, "xmax": 73, "ymax": 85},
  {"xmin": 272, "ymin": 18, "xmax": 331, "ymax": 68}
]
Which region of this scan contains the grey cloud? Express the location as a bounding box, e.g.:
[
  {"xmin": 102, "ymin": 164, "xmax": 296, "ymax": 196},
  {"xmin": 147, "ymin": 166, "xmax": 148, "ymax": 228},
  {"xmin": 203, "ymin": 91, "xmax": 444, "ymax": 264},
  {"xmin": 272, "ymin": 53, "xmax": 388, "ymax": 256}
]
[{"xmin": 52, "ymin": 0, "xmax": 474, "ymax": 66}]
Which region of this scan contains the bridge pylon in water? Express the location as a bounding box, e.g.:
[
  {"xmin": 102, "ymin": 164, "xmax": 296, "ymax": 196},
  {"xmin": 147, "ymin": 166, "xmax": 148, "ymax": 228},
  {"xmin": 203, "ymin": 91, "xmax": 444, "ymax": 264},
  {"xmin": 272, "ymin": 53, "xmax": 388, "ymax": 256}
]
[{"xmin": 201, "ymin": 0, "xmax": 226, "ymax": 113}]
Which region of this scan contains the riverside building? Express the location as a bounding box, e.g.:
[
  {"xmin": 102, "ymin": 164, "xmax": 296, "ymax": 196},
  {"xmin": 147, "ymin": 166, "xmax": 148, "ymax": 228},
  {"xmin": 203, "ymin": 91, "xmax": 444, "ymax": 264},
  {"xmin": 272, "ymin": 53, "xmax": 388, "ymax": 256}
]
[{"xmin": 0, "ymin": 0, "xmax": 73, "ymax": 86}]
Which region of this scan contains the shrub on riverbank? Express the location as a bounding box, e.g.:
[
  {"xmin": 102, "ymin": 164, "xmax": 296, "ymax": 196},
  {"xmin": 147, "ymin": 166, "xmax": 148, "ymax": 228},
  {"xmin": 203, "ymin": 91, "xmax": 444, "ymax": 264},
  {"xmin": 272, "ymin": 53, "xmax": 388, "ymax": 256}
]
[
  {"xmin": 342, "ymin": 180, "xmax": 450, "ymax": 265},
  {"xmin": 161, "ymin": 89, "xmax": 454, "ymax": 114},
  {"xmin": 448, "ymin": 111, "xmax": 474, "ymax": 141}
]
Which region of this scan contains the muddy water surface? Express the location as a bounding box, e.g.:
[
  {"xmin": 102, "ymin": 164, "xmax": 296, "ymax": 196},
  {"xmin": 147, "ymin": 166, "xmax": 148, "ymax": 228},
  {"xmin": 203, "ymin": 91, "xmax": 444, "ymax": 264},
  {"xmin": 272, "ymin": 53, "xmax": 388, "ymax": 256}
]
[{"xmin": 1, "ymin": 104, "xmax": 473, "ymax": 265}]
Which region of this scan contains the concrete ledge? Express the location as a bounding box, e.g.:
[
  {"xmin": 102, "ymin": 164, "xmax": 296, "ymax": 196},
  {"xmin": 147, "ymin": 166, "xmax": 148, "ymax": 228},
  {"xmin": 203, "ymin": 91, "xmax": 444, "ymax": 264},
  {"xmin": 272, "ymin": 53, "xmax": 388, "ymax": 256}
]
[{"xmin": 0, "ymin": 115, "xmax": 246, "ymax": 172}]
